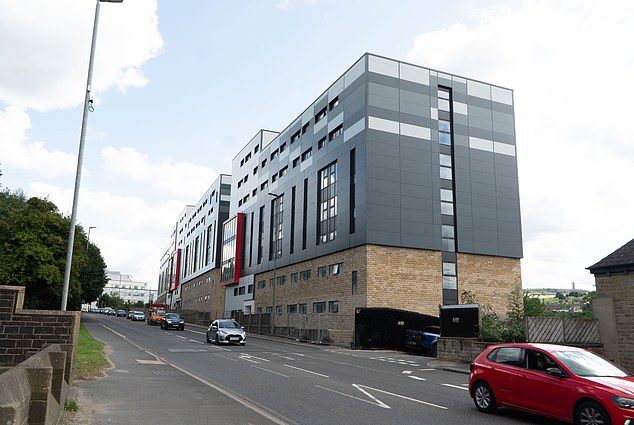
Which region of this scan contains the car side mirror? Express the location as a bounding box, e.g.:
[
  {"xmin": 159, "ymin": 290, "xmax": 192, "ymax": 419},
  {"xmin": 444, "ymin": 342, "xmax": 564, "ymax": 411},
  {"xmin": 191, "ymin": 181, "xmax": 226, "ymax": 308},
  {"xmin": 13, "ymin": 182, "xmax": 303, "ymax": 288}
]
[{"xmin": 545, "ymin": 367, "xmax": 565, "ymax": 377}]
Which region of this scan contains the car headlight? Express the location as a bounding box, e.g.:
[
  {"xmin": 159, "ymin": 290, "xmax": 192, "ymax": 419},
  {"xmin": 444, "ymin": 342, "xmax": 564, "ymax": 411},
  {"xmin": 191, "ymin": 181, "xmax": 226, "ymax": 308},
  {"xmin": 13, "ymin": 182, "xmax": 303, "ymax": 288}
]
[{"xmin": 613, "ymin": 396, "xmax": 634, "ymax": 409}]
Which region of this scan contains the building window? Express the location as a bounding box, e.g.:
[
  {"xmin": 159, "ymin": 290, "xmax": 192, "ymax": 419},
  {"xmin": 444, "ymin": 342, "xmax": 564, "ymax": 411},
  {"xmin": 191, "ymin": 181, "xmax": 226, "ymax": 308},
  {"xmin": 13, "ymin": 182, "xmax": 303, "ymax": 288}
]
[
  {"xmin": 328, "ymin": 124, "xmax": 343, "ymax": 141},
  {"xmin": 269, "ymin": 194, "xmax": 283, "ymax": 260},
  {"xmin": 279, "ymin": 166, "xmax": 288, "ymax": 178},
  {"xmin": 315, "ymin": 106, "xmax": 327, "ymax": 123},
  {"xmin": 287, "ymin": 304, "xmax": 297, "ymax": 314},
  {"xmin": 238, "ymin": 286, "xmax": 246, "ymax": 295},
  {"xmin": 293, "ymin": 157, "xmax": 300, "ymax": 168},
  {"xmin": 301, "ymin": 148, "xmax": 313, "ymax": 161},
  {"xmin": 352, "ymin": 270, "xmax": 358, "ymax": 295},
  {"xmin": 291, "ymin": 131, "xmax": 300, "ymax": 143},
  {"xmin": 233, "ymin": 287, "xmax": 238, "ymax": 296},
  {"xmin": 318, "ymin": 266, "xmax": 327, "ymax": 278},
  {"xmin": 291, "ymin": 272, "xmax": 298, "ymax": 283},
  {"xmin": 300, "ymin": 270, "xmax": 311, "ymax": 281},
  {"xmin": 280, "ymin": 142, "xmax": 287, "ymax": 153},
  {"xmin": 270, "ymin": 149, "xmax": 279, "ymax": 160},
  {"xmin": 318, "ymin": 136, "xmax": 327, "ymax": 150},
  {"xmin": 277, "ymin": 275, "xmax": 285, "ymax": 286},
  {"xmin": 313, "ymin": 302, "xmax": 326, "ymax": 313},
  {"xmin": 299, "ymin": 303, "xmax": 307, "ymax": 314},
  {"xmin": 318, "ymin": 161, "xmax": 337, "ymax": 244},
  {"xmin": 276, "ymin": 305, "xmax": 283, "ymax": 316},
  {"xmin": 329, "ymin": 96, "xmax": 339, "ymax": 110},
  {"xmin": 328, "ymin": 301, "xmax": 339, "ymax": 313},
  {"xmin": 329, "ymin": 262, "xmax": 343, "ymax": 276},
  {"xmin": 258, "ymin": 280, "xmax": 266, "ymax": 289},
  {"xmin": 262, "ymin": 158, "xmax": 267, "ymax": 168},
  {"xmin": 257, "ymin": 206, "xmax": 265, "ymax": 264},
  {"xmin": 302, "ymin": 122, "xmax": 310, "ymax": 134}
]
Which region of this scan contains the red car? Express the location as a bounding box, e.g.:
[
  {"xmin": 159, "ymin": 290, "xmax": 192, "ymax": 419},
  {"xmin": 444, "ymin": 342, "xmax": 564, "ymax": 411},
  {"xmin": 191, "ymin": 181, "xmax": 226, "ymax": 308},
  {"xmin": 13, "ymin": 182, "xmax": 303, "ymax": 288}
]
[{"xmin": 469, "ymin": 343, "xmax": 634, "ymax": 425}]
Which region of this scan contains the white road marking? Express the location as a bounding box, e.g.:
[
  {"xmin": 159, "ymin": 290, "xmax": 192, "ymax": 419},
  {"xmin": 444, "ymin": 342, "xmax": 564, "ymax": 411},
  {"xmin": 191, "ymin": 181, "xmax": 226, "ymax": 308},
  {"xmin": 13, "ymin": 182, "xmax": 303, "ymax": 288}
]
[
  {"xmin": 190, "ymin": 339, "xmax": 204, "ymax": 344},
  {"xmin": 283, "ymin": 364, "xmax": 329, "ymax": 378},
  {"xmin": 408, "ymin": 376, "xmax": 427, "ymax": 381},
  {"xmin": 315, "ymin": 385, "xmax": 390, "ymax": 409},
  {"xmin": 241, "ymin": 354, "xmax": 271, "ymax": 362},
  {"xmin": 417, "ymin": 368, "xmax": 436, "ymax": 372},
  {"xmin": 355, "ymin": 384, "xmax": 448, "ymax": 410},
  {"xmin": 402, "ymin": 370, "xmax": 412, "ymax": 375},
  {"xmin": 353, "ymin": 384, "xmax": 391, "ymax": 409},
  {"xmin": 239, "ymin": 355, "xmax": 262, "ymax": 364},
  {"xmin": 442, "ymin": 383, "xmax": 469, "ymax": 391},
  {"xmin": 252, "ymin": 365, "xmax": 290, "ymax": 378}
]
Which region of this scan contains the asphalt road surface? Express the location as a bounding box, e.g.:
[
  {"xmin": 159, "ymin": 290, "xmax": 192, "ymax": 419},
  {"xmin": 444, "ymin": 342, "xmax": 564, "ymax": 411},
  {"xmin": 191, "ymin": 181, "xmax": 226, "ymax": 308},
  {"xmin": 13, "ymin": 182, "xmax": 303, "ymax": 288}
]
[{"xmin": 80, "ymin": 313, "xmax": 568, "ymax": 425}]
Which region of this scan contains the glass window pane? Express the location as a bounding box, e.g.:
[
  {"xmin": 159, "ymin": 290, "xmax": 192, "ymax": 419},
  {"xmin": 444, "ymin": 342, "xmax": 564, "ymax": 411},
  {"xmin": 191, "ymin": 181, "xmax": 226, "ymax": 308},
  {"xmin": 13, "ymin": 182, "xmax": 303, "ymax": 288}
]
[
  {"xmin": 438, "ymin": 120, "xmax": 450, "ymax": 132},
  {"xmin": 441, "ymin": 202, "xmax": 454, "ymax": 215},
  {"xmin": 439, "ymin": 153, "xmax": 452, "ymax": 167},
  {"xmin": 442, "ymin": 275, "xmax": 457, "ymax": 289},
  {"xmin": 439, "ymin": 132, "xmax": 451, "ymax": 145},
  {"xmin": 443, "ymin": 262, "xmax": 456, "ymax": 276},
  {"xmin": 438, "ymin": 98, "xmax": 450, "ymax": 111},
  {"xmin": 440, "ymin": 167, "xmax": 453, "ymax": 180},
  {"xmin": 440, "ymin": 189, "xmax": 453, "ymax": 202},
  {"xmin": 442, "ymin": 238, "xmax": 455, "ymax": 252},
  {"xmin": 442, "ymin": 225, "xmax": 454, "ymax": 238}
]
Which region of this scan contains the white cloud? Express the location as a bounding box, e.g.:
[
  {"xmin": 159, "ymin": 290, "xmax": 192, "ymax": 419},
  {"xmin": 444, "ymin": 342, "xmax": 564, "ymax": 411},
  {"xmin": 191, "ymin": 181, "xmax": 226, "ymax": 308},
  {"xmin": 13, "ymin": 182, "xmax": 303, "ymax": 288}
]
[
  {"xmin": 0, "ymin": 0, "xmax": 163, "ymax": 111},
  {"xmin": 29, "ymin": 181, "xmax": 184, "ymax": 284},
  {"xmin": 406, "ymin": 0, "xmax": 634, "ymax": 289},
  {"xmin": 100, "ymin": 146, "xmax": 217, "ymax": 200},
  {"xmin": 0, "ymin": 106, "xmax": 76, "ymax": 177}
]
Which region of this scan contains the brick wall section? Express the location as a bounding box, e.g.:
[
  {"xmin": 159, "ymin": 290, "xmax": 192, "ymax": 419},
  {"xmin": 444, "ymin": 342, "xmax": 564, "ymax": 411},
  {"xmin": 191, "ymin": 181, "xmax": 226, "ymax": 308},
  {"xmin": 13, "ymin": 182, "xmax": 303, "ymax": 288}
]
[
  {"xmin": 0, "ymin": 285, "xmax": 80, "ymax": 369},
  {"xmin": 179, "ymin": 268, "xmax": 225, "ymax": 325},
  {"xmin": 594, "ymin": 273, "xmax": 634, "ymax": 372},
  {"xmin": 366, "ymin": 245, "xmax": 442, "ymax": 316},
  {"xmin": 457, "ymin": 253, "xmax": 523, "ymax": 316}
]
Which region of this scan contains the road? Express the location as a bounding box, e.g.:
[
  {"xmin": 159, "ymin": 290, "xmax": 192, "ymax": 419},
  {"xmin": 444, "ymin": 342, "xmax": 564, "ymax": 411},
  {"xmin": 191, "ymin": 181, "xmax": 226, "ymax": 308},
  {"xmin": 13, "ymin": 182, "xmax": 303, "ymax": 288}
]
[{"xmin": 82, "ymin": 313, "xmax": 567, "ymax": 425}]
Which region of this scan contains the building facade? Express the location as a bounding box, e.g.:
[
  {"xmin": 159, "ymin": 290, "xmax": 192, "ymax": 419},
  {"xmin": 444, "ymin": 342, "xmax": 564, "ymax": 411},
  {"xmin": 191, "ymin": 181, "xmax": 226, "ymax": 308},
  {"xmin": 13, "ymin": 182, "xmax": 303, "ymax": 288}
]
[
  {"xmin": 158, "ymin": 175, "xmax": 231, "ymax": 323},
  {"xmin": 103, "ymin": 271, "xmax": 156, "ymax": 305},
  {"xmin": 217, "ymin": 53, "xmax": 523, "ymax": 345},
  {"xmin": 588, "ymin": 238, "xmax": 634, "ymax": 372}
]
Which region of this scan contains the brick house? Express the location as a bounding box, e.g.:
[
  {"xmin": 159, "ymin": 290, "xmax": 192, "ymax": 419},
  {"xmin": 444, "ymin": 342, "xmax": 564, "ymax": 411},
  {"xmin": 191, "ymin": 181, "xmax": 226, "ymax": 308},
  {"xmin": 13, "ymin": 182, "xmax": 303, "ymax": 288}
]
[{"xmin": 588, "ymin": 238, "xmax": 634, "ymax": 371}]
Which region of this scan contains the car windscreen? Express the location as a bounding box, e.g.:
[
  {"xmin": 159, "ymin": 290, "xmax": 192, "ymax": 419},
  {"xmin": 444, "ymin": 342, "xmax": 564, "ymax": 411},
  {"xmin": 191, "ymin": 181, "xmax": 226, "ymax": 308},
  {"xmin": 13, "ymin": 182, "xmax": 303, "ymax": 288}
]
[
  {"xmin": 552, "ymin": 350, "xmax": 629, "ymax": 377},
  {"xmin": 219, "ymin": 321, "xmax": 241, "ymax": 329},
  {"xmin": 165, "ymin": 314, "xmax": 180, "ymax": 319}
]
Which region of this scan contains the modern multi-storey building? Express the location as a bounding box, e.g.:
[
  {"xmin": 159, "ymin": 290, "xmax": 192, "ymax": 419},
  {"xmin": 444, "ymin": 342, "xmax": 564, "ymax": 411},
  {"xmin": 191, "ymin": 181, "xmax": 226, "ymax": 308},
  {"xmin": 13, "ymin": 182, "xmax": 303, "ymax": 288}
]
[
  {"xmin": 157, "ymin": 175, "xmax": 231, "ymax": 323},
  {"xmin": 159, "ymin": 53, "xmax": 523, "ymax": 345},
  {"xmin": 215, "ymin": 53, "xmax": 523, "ymax": 345}
]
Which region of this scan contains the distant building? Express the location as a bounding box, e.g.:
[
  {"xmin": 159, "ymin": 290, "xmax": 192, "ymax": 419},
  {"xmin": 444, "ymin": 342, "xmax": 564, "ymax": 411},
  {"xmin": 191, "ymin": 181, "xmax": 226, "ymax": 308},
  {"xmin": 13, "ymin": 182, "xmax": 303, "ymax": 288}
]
[
  {"xmin": 588, "ymin": 237, "xmax": 634, "ymax": 371},
  {"xmin": 103, "ymin": 271, "xmax": 156, "ymax": 305}
]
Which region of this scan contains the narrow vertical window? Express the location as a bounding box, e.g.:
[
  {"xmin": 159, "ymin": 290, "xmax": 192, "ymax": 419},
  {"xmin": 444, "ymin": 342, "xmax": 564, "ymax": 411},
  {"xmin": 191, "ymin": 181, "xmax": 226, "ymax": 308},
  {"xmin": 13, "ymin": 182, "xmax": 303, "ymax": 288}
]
[
  {"xmin": 290, "ymin": 186, "xmax": 296, "ymax": 254},
  {"xmin": 270, "ymin": 195, "xmax": 283, "ymax": 260},
  {"xmin": 317, "ymin": 161, "xmax": 337, "ymax": 244},
  {"xmin": 349, "ymin": 149, "xmax": 356, "ymax": 234},
  {"xmin": 257, "ymin": 205, "xmax": 265, "ymax": 264},
  {"xmin": 302, "ymin": 178, "xmax": 308, "ymax": 250},
  {"xmin": 352, "ymin": 270, "xmax": 358, "ymax": 295}
]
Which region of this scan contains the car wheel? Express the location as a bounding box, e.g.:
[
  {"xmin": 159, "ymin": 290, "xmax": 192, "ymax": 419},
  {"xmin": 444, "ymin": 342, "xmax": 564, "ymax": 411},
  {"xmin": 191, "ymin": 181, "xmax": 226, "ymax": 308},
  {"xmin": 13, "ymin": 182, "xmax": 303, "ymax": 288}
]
[
  {"xmin": 430, "ymin": 343, "xmax": 438, "ymax": 358},
  {"xmin": 161, "ymin": 323, "xmax": 165, "ymax": 330},
  {"xmin": 215, "ymin": 334, "xmax": 220, "ymax": 344},
  {"xmin": 473, "ymin": 381, "xmax": 496, "ymax": 413},
  {"xmin": 180, "ymin": 325, "xmax": 184, "ymax": 331},
  {"xmin": 206, "ymin": 333, "xmax": 211, "ymax": 343},
  {"xmin": 240, "ymin": 342, "xmax": 246, "ymax": 346},
  {"xmin": 575, "ymin": 401, "xmax": 612, "ymax": 425}
]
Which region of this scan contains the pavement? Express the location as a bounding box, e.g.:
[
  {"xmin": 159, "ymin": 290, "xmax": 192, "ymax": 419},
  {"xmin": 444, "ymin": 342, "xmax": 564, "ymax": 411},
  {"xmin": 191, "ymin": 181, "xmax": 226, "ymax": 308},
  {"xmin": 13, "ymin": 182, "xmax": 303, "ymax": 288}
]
[{"xmin": 62, "ymin": 316, "xmax": 470, "ymax": 424}]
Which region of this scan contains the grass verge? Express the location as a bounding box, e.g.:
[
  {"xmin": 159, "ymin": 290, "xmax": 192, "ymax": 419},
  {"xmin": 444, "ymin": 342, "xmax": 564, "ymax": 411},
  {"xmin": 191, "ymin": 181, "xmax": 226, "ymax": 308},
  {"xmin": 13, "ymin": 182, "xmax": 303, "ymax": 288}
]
[{"xmin": 73, "ymin": 322, "xmax": 110, "ymax": 380}]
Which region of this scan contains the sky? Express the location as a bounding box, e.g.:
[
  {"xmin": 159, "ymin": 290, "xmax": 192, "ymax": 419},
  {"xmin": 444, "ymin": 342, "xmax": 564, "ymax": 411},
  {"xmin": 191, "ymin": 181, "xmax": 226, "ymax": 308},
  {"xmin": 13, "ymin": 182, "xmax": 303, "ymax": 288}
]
[{"xmin": 1, "ymin": 0, "xmax": 633, "ymax": 291}]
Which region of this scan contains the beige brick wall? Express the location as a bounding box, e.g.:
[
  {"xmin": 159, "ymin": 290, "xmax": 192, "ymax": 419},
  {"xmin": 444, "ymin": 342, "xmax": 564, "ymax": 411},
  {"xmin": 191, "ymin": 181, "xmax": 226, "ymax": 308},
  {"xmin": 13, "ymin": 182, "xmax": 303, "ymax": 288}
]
[
  {"xmin": 457, "ymin": 253, "xmax": 522, "ymax": 316},
  {"xmin": 179, "ymin": 268, "xmax": 225, "ymax": 325},
  {"xmin": 366, "ymin": 245, "xmax": 442, "ymax": 316},
  {"xmin": 594, "ymin": 273, "xmax": 634, "ymax": 372}
]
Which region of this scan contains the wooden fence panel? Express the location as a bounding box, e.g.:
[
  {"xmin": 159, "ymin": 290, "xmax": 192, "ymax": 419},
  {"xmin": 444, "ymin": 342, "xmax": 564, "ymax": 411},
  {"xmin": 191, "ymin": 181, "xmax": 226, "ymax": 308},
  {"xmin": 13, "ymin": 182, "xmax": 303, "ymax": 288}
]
[{"xmin": 525, "ymin": 317, "xmax": 600, "ymax": 345}]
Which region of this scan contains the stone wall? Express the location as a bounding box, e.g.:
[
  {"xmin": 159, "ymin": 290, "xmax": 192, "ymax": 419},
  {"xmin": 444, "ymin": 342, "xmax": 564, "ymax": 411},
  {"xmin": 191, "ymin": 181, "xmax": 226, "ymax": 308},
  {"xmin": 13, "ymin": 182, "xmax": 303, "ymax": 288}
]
[
  {"xmin": 594, "ymin": 273, "xmax": 634, "ymax": 372},
  {"xmin": 0, "ymin": 285, "xmax": 80, "ymax": 425},
  {"xmin": 457, "ymin": 253, "xmax": 522, "ymax": 316},
  {"xmin": 0, "ymin": 285, "xmax": 80, "ymax": 367},
  {"xmin": 438, "ymin": 337, "xmax": 490, "ymax": 363}
]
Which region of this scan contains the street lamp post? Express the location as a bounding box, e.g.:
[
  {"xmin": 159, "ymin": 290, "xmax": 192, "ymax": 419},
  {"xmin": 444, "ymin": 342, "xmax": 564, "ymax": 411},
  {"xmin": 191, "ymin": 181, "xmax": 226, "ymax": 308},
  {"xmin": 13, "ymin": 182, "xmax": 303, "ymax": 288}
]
[
  {"xmin": 86, "ymin": 226, "xmax": 96, "ymax": 252},
  {"xmin": 268, "ymin": 192, "xmax": 281, "ymax": 335},
  {"xmin": 61, "ymin": 0, "xmax": 123, "ymax": 311}
]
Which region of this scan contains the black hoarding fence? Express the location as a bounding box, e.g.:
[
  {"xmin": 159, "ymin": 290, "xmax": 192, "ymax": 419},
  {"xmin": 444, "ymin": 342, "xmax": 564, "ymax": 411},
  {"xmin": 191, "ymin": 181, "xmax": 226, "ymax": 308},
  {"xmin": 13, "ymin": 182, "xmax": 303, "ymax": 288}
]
[
  {"xmin": 439, "ymin": 304, "xmax": 479, "ymax": 338},
  {"xmin": 354, "ymin": 307, "xmax": 439, "ymax": 350}
]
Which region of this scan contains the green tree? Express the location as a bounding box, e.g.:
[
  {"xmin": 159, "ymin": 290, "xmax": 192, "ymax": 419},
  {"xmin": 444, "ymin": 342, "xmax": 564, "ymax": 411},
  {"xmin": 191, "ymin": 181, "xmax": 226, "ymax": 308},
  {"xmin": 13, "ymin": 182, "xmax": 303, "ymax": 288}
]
[
  {"xmin": 523, "ymin": 292, "xmax": 553, "ymax": 317},
  {"xmin": 0, "ymin": 189, "xmax": 108, "ymax": 310}
]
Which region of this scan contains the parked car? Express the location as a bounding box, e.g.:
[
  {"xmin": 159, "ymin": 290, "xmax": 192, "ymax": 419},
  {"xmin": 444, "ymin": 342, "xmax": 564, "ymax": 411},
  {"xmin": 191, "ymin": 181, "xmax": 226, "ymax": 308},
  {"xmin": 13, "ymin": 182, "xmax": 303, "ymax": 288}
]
[
  {"xmin": 161, "ymin": 313, "xmax": 185, "ymax": 331},
  {"xmin": 469, "ymin": 342, "xmax": 634, "ymax": 425},
  {"xmin": 131, "ymin": 311, "xmax": 145, "ymax": 321},
  {"xmin": 127, "ymin": 311, "xmax": 135, "ymax": 319},
  {"xmin": 404, "ymin": 326, "xmax": 440, "ymax": 357},
  {"xmin": 206, "ymin": 319, "xmax": 246, "ymax": 345},
  {"xmin": 105, "ymin": 308, "xmax": 116, "ymax": 316},
  {"xmin": 117, "ymin": 309, "xmax": 127, "ymax": 317}
]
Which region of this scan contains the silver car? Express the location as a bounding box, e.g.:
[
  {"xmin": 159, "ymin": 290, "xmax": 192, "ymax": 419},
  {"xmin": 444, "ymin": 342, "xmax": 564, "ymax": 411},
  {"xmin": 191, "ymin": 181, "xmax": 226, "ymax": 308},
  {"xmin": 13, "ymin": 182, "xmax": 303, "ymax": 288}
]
[{"xmin": 206, "ymin": 319, "xmax": 246, "ymax": 345}]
